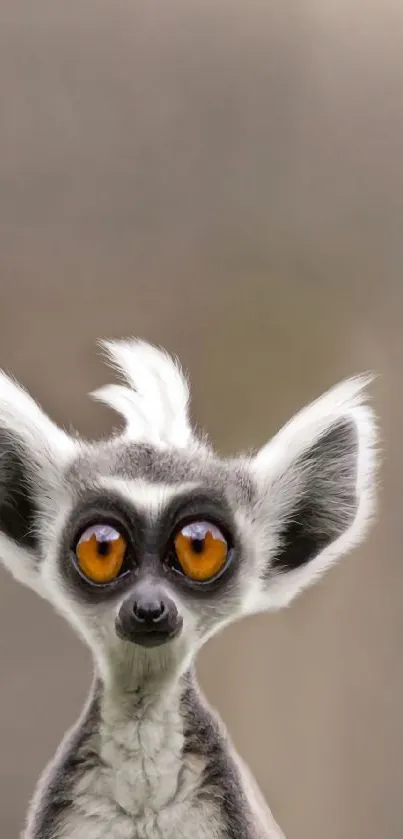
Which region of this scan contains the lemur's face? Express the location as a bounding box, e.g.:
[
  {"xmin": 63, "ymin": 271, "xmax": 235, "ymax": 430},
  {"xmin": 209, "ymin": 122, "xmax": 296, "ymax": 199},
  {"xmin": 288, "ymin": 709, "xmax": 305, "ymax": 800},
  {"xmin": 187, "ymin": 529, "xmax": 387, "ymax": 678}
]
[
  {"xmin": 45, "ymin": 446, "xmax": 255, "ymax": 675},
  {"xmin": 0, "ymin": 339, "xmax": 377, "ymax": 685}
]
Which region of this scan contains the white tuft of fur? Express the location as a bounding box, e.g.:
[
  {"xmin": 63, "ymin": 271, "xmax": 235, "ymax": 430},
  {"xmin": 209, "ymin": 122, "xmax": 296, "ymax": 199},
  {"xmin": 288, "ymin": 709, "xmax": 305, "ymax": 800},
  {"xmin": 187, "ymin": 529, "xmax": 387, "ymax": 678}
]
[
  {"xmin": 91, "ymin": 339, "xmax": 193, "ymax": 448},
  {"xmin": 250, "ymin": 374, "xmax": 379, "ymax": 610},
  {"xmin": 0, "ymin": 372, "xmax": 75, "ymax": 462}
]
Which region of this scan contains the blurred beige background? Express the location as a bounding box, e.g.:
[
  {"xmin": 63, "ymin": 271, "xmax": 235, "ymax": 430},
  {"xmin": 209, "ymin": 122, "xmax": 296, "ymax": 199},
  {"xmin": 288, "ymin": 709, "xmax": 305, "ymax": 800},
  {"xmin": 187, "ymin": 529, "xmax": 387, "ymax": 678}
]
[{"xmin": 0, "ymin": 1, "xmax": 402, "ymax": 836}]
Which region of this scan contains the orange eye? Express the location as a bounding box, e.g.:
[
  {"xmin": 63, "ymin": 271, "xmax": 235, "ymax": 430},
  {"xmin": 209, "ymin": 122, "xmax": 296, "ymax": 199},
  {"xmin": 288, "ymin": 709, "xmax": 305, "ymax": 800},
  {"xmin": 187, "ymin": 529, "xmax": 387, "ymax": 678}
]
[
  {"xmin": 75, "ymin": 524, "xmax": 127, "ymax": 584},
  {"xmin": 173, "ymin": 521, "xmax": 229, "ymax": 582}
]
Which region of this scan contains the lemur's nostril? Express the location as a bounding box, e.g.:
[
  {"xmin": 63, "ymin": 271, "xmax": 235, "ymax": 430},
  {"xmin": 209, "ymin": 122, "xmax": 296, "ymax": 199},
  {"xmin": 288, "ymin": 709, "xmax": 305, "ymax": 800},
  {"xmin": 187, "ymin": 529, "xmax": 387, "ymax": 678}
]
[{"xmin": 133, "ymin": 598, "xmax": 166, "ymax": 623}]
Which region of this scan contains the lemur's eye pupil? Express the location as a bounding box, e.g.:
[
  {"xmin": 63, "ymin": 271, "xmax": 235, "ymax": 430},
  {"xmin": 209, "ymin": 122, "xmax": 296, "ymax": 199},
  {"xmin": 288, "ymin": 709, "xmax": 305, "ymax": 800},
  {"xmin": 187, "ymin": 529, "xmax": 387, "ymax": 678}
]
[
  {"xmin": 74, "ymin": 524, "xmax": 127, "ymax": 584},
  {"xmin": 173, "ymin": 521, "xmax": 228, "ymax": 582},
  {"xmin": 98, "ymin": 541, "xmax": 110, "ymax": 557},
  {"xmin": 191, "ymin": 538, "xmax": 205, "ymax": 554}
]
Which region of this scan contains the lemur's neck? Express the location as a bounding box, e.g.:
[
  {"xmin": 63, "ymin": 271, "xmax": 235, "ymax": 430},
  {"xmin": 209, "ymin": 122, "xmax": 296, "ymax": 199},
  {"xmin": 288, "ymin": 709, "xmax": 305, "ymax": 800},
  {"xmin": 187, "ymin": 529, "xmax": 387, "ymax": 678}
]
[
  {"xmin": 90, "ymin": 664, "xmax": 212, "ymax": 817},
  {"xmin": 95, "ymin": 661, "xmax": 203, "ymax": 767},
  {"xmin": 100, "ymin": 666, "xmax": 188, "ymax": 744}
]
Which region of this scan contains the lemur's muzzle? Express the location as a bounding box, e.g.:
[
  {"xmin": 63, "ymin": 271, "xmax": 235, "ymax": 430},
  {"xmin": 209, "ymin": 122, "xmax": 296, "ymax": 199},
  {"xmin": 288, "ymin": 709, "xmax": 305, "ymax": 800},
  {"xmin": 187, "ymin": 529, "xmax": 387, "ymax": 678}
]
[{"xmin": 115, "ymin": 581, "xmax": 183, "ymax": 647}]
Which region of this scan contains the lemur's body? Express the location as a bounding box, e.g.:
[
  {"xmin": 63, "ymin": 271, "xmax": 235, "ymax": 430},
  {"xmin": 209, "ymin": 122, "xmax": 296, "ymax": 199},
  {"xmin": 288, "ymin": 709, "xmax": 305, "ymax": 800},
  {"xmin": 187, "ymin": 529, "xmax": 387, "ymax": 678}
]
[
  {"xmin": 28, "ymin": 672, "xmax": 282, "ymax": 839},
  {"xmin": 0, "ymin": 339, "xmax": 377, "ymax": 839}
]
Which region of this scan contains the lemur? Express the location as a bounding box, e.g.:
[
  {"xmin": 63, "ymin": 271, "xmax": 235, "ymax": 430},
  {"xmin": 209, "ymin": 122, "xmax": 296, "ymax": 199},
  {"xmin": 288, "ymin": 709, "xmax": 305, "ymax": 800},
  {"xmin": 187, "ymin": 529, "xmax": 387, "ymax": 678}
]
[{"xmin": 0, "ymin": 339, "xmax": 377, "ymax": 839}]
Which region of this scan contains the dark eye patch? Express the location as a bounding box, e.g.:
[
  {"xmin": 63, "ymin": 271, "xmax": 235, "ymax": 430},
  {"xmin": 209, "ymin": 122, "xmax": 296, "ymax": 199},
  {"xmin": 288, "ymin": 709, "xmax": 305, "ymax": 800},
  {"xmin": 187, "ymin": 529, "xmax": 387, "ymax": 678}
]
[
  {"xmin": 57, "ymin": 486, "xmax": 242, "ymax": 604},
  {"xmin": 58, "ymin": 491, "xmax": 148, "ymax": 603}
]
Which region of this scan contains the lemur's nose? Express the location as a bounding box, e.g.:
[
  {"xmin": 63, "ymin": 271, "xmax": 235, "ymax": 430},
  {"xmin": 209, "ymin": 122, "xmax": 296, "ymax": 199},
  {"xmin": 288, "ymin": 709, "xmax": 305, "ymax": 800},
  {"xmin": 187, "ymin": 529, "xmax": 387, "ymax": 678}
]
[
  {"xmin": 132, "ymin": 596, "xmax": 166, "ymax": 623},
  {"xmin": 116, "ymin": 581, "xmax": 183, "ymax": 647}
]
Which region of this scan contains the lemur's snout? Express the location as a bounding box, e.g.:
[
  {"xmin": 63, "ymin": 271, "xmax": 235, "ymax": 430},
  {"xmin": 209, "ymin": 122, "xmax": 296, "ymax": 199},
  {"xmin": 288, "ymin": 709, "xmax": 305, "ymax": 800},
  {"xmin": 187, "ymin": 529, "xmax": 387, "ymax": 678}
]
[{"xmin": 115, "ymin": 582, "xmax": 183, "ymax": 647}]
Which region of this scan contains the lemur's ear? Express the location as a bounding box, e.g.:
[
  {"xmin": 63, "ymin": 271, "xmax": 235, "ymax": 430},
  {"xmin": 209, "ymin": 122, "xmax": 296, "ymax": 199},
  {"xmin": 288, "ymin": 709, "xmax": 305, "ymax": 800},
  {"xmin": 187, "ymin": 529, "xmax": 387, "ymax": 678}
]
[
  {"xmin": 249, "ymin": 376, "xmax": 378, "ymax": 610},
  {"xmin": 0, "ymin": 373, "xmax": 75, "ymax": 595}
]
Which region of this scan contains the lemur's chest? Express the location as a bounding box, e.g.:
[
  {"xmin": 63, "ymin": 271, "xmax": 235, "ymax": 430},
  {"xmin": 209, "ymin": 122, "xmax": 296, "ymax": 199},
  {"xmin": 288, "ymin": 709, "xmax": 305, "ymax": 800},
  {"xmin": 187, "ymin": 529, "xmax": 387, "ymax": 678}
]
[
  {"xmin": 56, "ymin": 711, "xmax": 223, "ymax": 839},
  {"xmin": 58, "ymin": 752, "xmax": 221, "ymax": 839},
  {"xmin": 29, "ymin": 687, "xmax": 261, "ymax": 839}
]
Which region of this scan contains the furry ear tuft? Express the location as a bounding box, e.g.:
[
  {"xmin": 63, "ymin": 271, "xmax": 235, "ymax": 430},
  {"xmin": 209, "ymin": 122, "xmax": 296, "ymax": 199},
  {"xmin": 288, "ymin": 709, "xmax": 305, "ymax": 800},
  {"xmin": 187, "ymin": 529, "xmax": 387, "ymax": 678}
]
[{"xmin": 91, "ymin": 338, "xmax": 193, "ymax": 447}]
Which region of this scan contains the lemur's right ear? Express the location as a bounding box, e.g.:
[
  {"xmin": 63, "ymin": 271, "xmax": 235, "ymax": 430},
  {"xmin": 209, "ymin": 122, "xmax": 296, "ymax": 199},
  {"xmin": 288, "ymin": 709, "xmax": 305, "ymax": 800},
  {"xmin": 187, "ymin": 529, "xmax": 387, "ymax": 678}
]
[
  {"xmin": 247, "ymin": 375, "xmax": 378, "ymax": 611},
  {"xmin": 0, "ymin": 372, "xmax": 75, "ymax": 595}
]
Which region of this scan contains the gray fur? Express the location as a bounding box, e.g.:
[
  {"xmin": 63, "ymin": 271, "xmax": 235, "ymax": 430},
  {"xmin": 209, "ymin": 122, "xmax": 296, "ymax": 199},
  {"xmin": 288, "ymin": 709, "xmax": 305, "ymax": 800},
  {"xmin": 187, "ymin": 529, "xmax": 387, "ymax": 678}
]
[
  {"xmin": 28, "ymin": 677, "xmax": 102, "ymax": 839},
  {"xmin": 27, "ymin": 670, "xmax": 277, "ymax": 839},
  {"xmin": 0, "ymin": 339, "xmax": 377, "ymax": 839}
]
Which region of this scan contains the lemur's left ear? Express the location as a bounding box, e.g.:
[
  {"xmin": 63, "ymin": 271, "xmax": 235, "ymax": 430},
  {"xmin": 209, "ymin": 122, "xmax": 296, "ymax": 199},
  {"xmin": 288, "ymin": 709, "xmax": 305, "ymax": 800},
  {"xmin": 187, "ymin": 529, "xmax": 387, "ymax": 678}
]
[
  {"xmin": 249, "ymin": 376, "xmax": 378, "ymax": 610},
  {"xmin": 0, "ymin": 373, "xmax": 75, "ymax": 594}
]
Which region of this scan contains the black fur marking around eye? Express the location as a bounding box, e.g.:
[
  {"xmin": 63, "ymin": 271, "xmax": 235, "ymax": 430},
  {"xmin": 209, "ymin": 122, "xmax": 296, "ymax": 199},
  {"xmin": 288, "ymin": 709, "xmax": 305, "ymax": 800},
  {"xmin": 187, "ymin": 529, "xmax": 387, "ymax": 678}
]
[
  {"xmin": 157, "ymin": 490, "xmax": 240, "ymax": 597},
  {"xmin": 0, "ymin": 431, "xmax": 38, "ymax": 550},
  {"xmin": 158, "ymin": 489, "xmax": 235, "ymax": 546},
  {"xmin": 272, "ymin": 418, "xmax": 359, "ymax": 572},
  {"xmin": 58, "ymin": 491, "xmax": 149, "ymax": 604}
]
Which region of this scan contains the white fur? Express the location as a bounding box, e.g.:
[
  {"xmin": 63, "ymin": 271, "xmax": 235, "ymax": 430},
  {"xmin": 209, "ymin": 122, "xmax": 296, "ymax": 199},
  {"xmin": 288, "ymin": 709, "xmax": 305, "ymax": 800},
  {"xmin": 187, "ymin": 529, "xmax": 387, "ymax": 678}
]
[
  {"xmin": 0, "ymin": 533, "xmax": 44, "ymax": 595},
  {"xmin": 97, "ymin": 476, "xmax": 199, "ymax": 517},
  {"xmin": 0, "ymin": 371, "xmax": 74, "ymax": 458},
  {"xmin": 92, "ymin": 339, "xmax": 193, "ymax": 448}
]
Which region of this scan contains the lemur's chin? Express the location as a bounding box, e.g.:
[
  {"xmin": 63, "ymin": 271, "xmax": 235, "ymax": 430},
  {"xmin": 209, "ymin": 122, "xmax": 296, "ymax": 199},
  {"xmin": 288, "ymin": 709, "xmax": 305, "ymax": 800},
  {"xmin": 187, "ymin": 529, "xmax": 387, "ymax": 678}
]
[{"xmin": 115, "ymin": 616, "xmax": 183, "ymax": 648}]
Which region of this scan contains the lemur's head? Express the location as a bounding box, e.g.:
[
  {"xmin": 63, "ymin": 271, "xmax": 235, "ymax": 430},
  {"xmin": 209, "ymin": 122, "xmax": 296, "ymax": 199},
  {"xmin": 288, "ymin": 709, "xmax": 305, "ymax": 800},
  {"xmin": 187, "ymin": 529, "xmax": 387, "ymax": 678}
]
[{"xmin": 0, "ymin": 340, "xmax": 378, "ymax": 689}]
